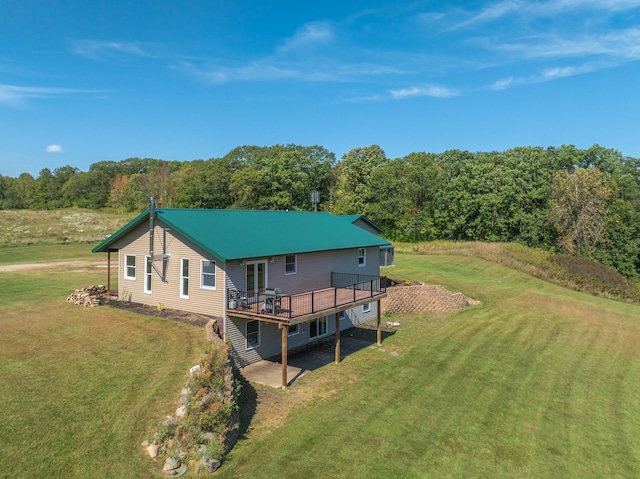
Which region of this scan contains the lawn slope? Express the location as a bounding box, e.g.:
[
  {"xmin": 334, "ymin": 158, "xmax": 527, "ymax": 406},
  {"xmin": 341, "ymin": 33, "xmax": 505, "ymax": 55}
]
[{"xmin": 217, "ymin": 251, "xmax": 640, "ymax": 479}]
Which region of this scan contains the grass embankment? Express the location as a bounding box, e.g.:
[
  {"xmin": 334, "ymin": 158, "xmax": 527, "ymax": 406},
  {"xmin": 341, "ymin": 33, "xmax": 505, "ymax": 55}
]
[
  {"xmin": 0, "ymin": 208, "xmax": 133, "ymax": 246},
  {"xmin": 398, "ymin": 241, "xmax": 640, "ymax": 302},
  {"xmin": 217, "ymin": 250, "xmax": 640, "ymax": 478},
  {"xmin": 0, "ymin": 245, "xmax": 206, "ymax": 478}
]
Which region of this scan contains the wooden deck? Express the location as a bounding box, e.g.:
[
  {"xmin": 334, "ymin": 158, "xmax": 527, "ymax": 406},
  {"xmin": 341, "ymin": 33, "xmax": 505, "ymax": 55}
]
[{"xmin": 228, "ymin": 286, "xmax": 387, "ymax": 325}]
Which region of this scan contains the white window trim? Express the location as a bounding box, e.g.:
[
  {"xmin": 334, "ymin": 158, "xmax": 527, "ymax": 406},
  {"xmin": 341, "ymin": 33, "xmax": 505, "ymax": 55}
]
[
  {"xmin": 180, "ymin": 258, "xmax": 190, "ymax": 299},
  {"xmin": 246, "ymin": 320, "xmax": 260, "ymax": 349},
  {"xmin": 339, "ymin": 310, "xmax": 346, "ymax": 321},
  {"xmin": 124, "ymin": 254, "xmax": 136, "ymax": 280},
  {"xmin": 200, "ymin": 259, "xmax": 216, "ymax": 290},
  {"xmin": 358, "ymin": 247, "xmax": 366, "ymax": 267},
  {"xmin": 288, "ymin": 323, "xmax": 299, "ymax": 336},
  {"xmin": 362, "ymin": 303, "xmax": 371, "ymax": 313},
  {"xmin": 144, "ymin": 256, "xmax": 152, "ymax": 294},
  {"xmin": 285, "ymin": 254, "xmax": 297, "ymax": 275}
]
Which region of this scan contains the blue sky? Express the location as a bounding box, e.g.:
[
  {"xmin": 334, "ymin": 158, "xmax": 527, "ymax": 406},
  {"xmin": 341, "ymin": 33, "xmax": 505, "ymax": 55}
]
[{"xmin": 2, "ymin": 0, "xmax": 640, "ymax": 177}]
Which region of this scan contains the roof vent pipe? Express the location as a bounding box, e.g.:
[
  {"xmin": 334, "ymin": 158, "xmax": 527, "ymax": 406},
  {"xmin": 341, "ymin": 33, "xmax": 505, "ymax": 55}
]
[{"xmin": 149, "ymin": 196, "xmax": 155, "ymax": 262}]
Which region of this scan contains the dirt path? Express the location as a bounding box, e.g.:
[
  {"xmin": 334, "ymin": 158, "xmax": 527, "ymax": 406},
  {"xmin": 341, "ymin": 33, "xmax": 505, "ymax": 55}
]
[{"xmin": 0, "ymin": 260, "xmax": 104, "ymax": 272}]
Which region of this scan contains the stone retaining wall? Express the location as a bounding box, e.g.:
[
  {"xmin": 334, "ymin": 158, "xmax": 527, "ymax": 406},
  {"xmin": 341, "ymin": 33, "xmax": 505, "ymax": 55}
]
[{"xmin": 381, "ymin": 284, "xmax": 471, "ymax": 314}]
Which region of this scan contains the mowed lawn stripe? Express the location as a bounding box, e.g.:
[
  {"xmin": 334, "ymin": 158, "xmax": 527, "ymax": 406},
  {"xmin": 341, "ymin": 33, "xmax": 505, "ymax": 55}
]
[
  {"xmin": 0, "ymin": 264, "xmax": 205, "ymax": 478},
  {"xmin": 217, "ymin": 252, "xmax": 640, "ymax": 479}
]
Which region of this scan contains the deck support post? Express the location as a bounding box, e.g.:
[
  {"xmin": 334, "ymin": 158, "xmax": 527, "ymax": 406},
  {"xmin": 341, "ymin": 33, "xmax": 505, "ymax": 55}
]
[
  {"xmin": 376, "ymin": 300, "xmax": 382, "ymax": 346},
  {"xmin": 280, "ymin": 323, "xmax": 288, "ymax": 388},
  {"xmin": 335, "ymin": 312, "xmax": 341, "ymax": 364}
]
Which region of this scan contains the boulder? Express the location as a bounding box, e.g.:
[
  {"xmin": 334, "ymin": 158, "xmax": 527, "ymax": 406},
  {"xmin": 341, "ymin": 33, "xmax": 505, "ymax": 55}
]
[
  {"xmin": 146, "ymin": 444, "xmax": 159, "ymax": 458},
  {"xmin": 163, "ymin": 456, "xmax": 181, "ymax": 471},
  {"xmin": 200, "ymin": 456, "xmax": 221, "ymax": 473}
]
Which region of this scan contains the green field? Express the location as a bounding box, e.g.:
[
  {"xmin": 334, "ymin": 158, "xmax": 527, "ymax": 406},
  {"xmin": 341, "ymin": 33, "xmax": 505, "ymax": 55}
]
[
  {"xmin": 0, "ymin": 245, "xmax": 205, "ymax": 478},
  {"xmin": 1, "ymin": 244, "xmax": 639, "ymax": 478}
]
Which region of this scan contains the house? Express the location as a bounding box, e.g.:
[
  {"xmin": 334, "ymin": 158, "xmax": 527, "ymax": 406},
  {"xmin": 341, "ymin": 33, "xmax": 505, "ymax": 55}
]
[
  {"xmin": 340, "ymin": 214, "xmax": 395, "ymax": 266},
  {"xmin": 92, "ymin": 201, "xmax": 392, "ymax": 387}
]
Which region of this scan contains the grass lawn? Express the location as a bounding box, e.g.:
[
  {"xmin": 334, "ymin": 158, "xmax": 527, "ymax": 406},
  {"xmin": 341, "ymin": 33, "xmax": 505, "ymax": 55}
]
[
  {"xmin": 216, "ymin": 252, "xmax": 640, "ymax": 478},
  {"xmin": 0, "ymin": 246, "xmax": 206, "ymax": 478},
  {"xmin": 2, "ymin": 244, "xmax": 640, "ymax": 478}
]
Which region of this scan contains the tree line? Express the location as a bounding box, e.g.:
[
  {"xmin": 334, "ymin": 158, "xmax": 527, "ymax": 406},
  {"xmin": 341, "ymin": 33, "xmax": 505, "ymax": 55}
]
[{"xmin": 1, "ymin": 143, "xmax": 638, "ymax": 278}]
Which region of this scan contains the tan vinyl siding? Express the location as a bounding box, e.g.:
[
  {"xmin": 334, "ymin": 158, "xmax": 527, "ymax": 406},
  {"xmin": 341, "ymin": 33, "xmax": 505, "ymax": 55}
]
[{"xmin": 116, "ymin": 221, "xmax": 226, "ymax": 321}]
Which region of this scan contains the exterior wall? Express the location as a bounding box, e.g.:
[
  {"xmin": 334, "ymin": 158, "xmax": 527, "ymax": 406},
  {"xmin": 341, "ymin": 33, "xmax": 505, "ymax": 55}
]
[
  {"xmin": 225, "ymin": 246, "xmax": 381, "ymax": 295},
  {"xmin": 228, "ymin": 301, "xmax": 380, "ymax": 368},
  {"xmin": 109, "ymin": 223, "xmax": 381, "ymax": 368},
  {"xmin": 351, "ymin": 218, "xmax": 380, "ymax": 235},
  {"xmin": 114, "ymin": 221, "xmax": 227, "ymax": 332},
  {"xmin": 225, "ymin": 246, "xmax": 382, "ymax": 367}
]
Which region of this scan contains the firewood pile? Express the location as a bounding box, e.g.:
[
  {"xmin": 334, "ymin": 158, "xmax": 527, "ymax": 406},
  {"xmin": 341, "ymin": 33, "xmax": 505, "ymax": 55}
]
[{"xmin": 67, "ymin": 285, "xmax": 109, "ymax": 307}]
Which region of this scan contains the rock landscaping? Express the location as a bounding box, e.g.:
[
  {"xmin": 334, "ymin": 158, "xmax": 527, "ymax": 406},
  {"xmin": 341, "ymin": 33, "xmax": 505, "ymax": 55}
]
[{"xmin": 142, "ymin": 320, "xmax": 240, "ymax": 475}]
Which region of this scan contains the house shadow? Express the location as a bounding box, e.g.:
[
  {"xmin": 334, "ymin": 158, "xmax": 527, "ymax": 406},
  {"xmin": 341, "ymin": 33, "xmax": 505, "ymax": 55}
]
[
  {"xmin": 233, "ymin": 366, "xmax": 258, "ymax": 441},
  {"xmin": 239, "ymin": 325, "xmax": 397, "ymax": 387},
  {"xmin": 232, "ymin": 325, "xmax": 396, "ymax": 440}
]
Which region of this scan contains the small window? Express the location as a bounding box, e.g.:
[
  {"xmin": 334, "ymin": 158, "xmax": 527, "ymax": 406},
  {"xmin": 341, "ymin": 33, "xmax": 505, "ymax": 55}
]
[
  {"xmin": 288, "ymin": 324, "xmax": 299, "ymax": 336},
  {"xmin": 125, "ymin": 255, "xmax": 136, "ymax": 279},
  {"xmin": 339, "ymin": 310, "xmax": 346, "ymax": 321},
  {"xmin": 180, "ymin": 258, "xmax": 189, "ymax": 298},
  {"xmin": 144, "ymin": 256, "xmax": 152, "ymax": 293},
  {"xmin": 358, "ymin": 248, "xmax": 366, "ymax": 267},
  {"xmin": 201, "ymin": 260, "xmax": 216, "ymax": 289},
  {"xmin": 285, "ymin": 255, "xmax": 297, "ymax": 275},
  {"xmin": 246, "ymin": 320, "xmax": 260, "ymax": 349},
  {"xmin": 362, "ymin": 302, "xmax": 371, "ymax": 313}
]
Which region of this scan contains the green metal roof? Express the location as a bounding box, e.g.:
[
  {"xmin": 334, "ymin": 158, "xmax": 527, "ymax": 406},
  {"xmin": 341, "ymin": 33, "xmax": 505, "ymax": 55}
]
[{"xmin": 93, "ymin": 209, "xmax": 392, "ymax": 261}]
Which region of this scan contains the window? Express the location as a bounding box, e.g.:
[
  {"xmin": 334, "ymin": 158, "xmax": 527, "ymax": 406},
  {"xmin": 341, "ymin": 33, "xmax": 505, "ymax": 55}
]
[
  {"xmin": 125, "ymin": 255, "xmax": 136, "ymax": 279},
  {"xmin": 144, "ymin": 256, "xmax": 152, "ymax": 293},
  {"xmin": 339, "ymin": 310, "xmax": 346, "ymax": 321},
  {"xmin": 246, "ymin": 320, "xmax": 260, "ymax": 349},
  {"xmin": 358, "ymin": 248, "xmax": 366, "ymax": 267},
  {"xmin": 288, "ymin": 324, "xmax": 299, "ymax": 336},
  {"xmin": 310, "ymin": 316, "xmax": 328, "ymax": 340},
  {"xmin": 180, "ymin": 259, "xmax": 189, "ymax": 298},
  {"xmin": 285, "ymin": 255, "xmax": 297, "ymax": 275},
  {"xmin": 362, "ymin": 303, "xmax": 371, "ymax": 313},
  {"xmin": 201, "ymin": 260, "xmax": 216, "ymax": 289}
]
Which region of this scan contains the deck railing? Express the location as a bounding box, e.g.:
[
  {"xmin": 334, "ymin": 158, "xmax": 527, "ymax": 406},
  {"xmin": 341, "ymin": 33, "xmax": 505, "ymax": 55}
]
[{"xmin": 227, "ymin": 273, "xmax": 386, "ymax": 321}]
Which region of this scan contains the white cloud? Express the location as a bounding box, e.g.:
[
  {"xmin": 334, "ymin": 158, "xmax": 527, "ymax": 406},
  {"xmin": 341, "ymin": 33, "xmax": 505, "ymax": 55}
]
[
  {"xmin": 176, "ymin": 61, "xmax": 300, "ymax": 84},
  {"xmin": 45, "ymin": 144, "xmax": 63, "ymax": 153},
  {"xmin": 280, "ymin": 22, "xmax": 335, "ymax": 51},
  {"xmin": 458, "ymin": 0, "xmax": 640, "ymax": 26},
  {"xmin": 71, "ymin": 40, "xmax": 154, "ymax": 60},
  {"xmin": 495, "ymin": 29, "xmax": 640, "ymax": 60},
  {"xmin": 490, "ymin": 77, "xmax": 516, "ymax": 90},
  {"xmin": 389, "ymin": 85, "xmax": 459, "ymax": 99},
  {"xmin": 0, "ymin": 84, "xmax": 97, "ymax": 106},
  {"xmin": 488, "ymin": 63, "xmax": 595, "ymax": 90}
]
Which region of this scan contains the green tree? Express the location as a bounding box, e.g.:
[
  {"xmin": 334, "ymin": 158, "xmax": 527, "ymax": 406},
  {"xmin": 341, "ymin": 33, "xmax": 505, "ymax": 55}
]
[
  {"xmin": 174, "ymin": 158, "xmax": 239, "ymax": 209},
  {"xmin": 333, "ymin": 145, "xmax": 387, "ymax": 215},
  {"xmin": 228, "ymin": 145, "xmax": 335, "ymax": 211}
]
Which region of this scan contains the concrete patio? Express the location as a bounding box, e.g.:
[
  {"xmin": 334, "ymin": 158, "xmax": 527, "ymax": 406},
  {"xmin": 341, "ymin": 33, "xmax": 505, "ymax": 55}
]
[{"xmin": 239, "ymin": 334, "xmax": 373, "ymax": 388}]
